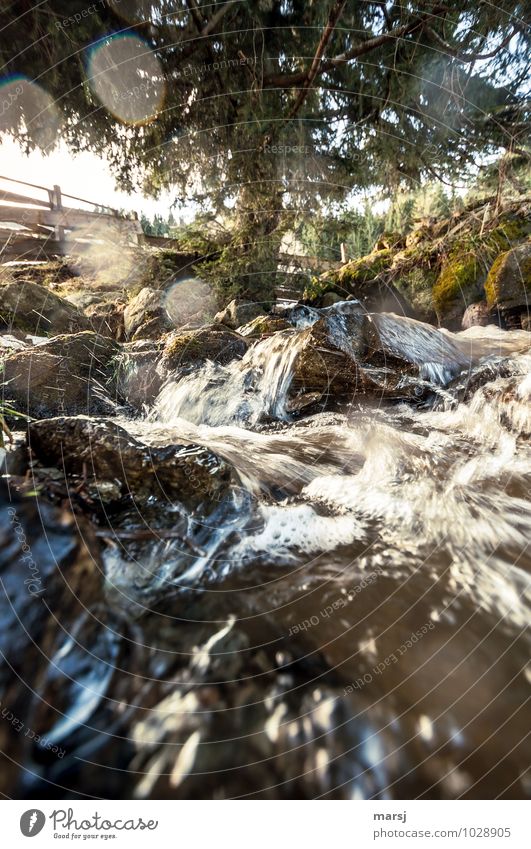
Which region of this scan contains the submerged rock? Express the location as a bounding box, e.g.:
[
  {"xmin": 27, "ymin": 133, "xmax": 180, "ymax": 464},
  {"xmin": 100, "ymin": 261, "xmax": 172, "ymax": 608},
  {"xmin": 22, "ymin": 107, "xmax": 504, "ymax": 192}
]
[
  {"xmin": 1, "ymin": 332, "xmax": 119, "ymax": 419},
  {"xmin": 462, "ymin": 301, "xmax": 491, "ymax": 329},
  {"xmin": 0, "ymin": 279, "xmax": 91, "ymax": 336},
  {"xmin": 27, "ymin": 416, "xmax": 232, "ymax": 507}
]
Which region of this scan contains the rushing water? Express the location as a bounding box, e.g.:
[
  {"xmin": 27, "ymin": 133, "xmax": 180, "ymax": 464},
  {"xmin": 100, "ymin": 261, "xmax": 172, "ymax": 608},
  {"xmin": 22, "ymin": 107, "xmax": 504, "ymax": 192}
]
[
  {"xmin": 13, "ymin": 306, "xmax": 528, "ymax": 799},
  {"xmin": 92, "ymin": 307, "xmax": 531, "ymax": 798}
]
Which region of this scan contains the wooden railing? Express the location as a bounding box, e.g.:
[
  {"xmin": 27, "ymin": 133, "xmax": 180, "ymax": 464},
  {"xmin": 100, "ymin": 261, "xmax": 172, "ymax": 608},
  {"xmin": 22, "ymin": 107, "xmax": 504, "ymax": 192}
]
[
  {"xmin": 0, "ymin": 175, "xmax": 345, "ymax": 273},
  {"xmin": 0, "ymin": 176, "xmax": 143, "ymax": 262}
]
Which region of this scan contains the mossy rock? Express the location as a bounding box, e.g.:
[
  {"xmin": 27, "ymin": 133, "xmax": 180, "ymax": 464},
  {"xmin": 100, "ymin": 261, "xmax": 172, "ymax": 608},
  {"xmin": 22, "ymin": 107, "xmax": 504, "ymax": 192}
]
[
  {"xmin": 484, "ymin": 241, "xmax": 531, "ymax": 310},
  {"xmin": 394, "ymin": 267, "xmax": 437, "ymax": 322},
  {"xmin": 375, "ymin": 232, "xmax": 405, "ymax": 251},
  {"xmin": 338, "ymin": 249, "xmax": 393, "ymax": 286},
  {"xmin": 237, "ymin": 315, "xmax": 290, "ymax": 337},
  {"xmin": 433, "ymin": 250, "xmax": 484, "ymax": 326},
  {"xmin": 161, "ymin": 326, "xmax": 248, "ymax": 371},
  {"xmin": 304, "ymin": 249, "xmax": 393, "ymax": 301}
]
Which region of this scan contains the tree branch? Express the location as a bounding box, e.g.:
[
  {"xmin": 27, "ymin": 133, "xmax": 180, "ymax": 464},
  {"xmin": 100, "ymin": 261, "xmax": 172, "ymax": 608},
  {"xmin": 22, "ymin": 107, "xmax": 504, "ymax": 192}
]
[
  {"xmin": 201, "ymin": 0, "xmax": 238, "ymax": 37},
  {"xmin": 286, "ymin": 0, "xmax": 347, "ymax": 121},
  {"xmin": 425, "ymin": 25, "xmax": 518, "ymax": 62},
  {"xmin": 263, "ymin": 13, "xmax": 432, "ymax": 87}
]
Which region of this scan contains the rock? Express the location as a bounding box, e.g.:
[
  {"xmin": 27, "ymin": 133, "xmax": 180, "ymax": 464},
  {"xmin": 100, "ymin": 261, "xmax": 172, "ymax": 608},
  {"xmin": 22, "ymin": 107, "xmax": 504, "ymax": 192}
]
[
  {"xmin": 283, "ymin": 303, "xmax": 469, "ymax": 408},
  {"xmin": 1, "ymin": 331, "xmax": 120, "ymax": 419},
  {"xmin": 0, "ymin": 279, "xmax": 92, "ymax": 336},
  {"xmin": 320, "ymin": 291, "xmax": 343, "ymax": 308},
  {"xmin": 432, "ymin": 251, "xmax": 484, "ymax": 328},
  {"xmin": 214, "ymin": 299, "xmax": 267, "ymax": 329},
  {"xmin": 123, "ymin": 287, "xmax": 173, "ymax": 340},
  {"xmin": 521, "ymin": 313, "xmax": 531, "ymax": 332},
  {"xmin": 0, "ymin": 435, "xmax": 28, "ymax": 477},
  {"xmin": 161, "ymin": 326, "xmax": 248, "ymax": 372},
  {"xmin": 484, "ymin": 241, "xmax": 531, "ymax": 326},
  {"xmin": 85, "ymin": 300, "xmax": 126, "ymax": 341},
  {"xmin": 0, "ymin": 481, "xmax": 104, "ymax": 795},
  {"xmin": 291, "ymin": 319, "xmax": 366, "ymax": 398},
  {"xmin": 462, "ymin": 301, "xmax": 491, "ymax": 329},
  {"xmin": 108, "ymin": 340, "xmax": 165, "ymax": 411},
  {"xmin": 27, "ymin": 416, "xmax": 232, "ymax": 507},
  {"xmin": 305, "ymin": 250, "xmax": 415, "ymax": 317},
  {"xmin": 236, "ymin": 315, "xmax": 291, "ymax": 337}
]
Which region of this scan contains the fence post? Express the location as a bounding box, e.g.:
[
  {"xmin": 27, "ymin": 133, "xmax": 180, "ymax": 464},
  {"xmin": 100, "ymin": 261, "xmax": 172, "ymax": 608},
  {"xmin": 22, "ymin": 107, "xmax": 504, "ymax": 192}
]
[
  {"xmin": 340, "ymin": 242, "xmax": 348, "ymax": 264},
  {"xmin": 51, "ymin": 184, "xmax": 65, "ymax": 250}
]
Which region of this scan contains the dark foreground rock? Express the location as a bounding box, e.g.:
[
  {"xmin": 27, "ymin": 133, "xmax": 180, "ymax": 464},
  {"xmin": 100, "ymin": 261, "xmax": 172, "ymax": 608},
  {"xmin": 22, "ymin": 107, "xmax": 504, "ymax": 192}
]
[
  {"xmin": 1, "ymin": 332, "xmax": 120, "ymax": 419},
  {"xmin": 0, "ymin": 482, "xmax": 104, "ymax": 796},
  {"xmin": 27, "ymin": 416, "xmax": 232, "ymax": 507}
]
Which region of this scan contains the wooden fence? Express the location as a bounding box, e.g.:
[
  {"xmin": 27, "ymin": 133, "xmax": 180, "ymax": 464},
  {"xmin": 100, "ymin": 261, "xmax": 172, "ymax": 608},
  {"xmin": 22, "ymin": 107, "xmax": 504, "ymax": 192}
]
[
  {"xmin": 0, "ymin": 175, "xmax": 344, "ymax": 274},
  {"xmin": 0, "ymin": 176, "xmax": 143, "ymax": 262}
]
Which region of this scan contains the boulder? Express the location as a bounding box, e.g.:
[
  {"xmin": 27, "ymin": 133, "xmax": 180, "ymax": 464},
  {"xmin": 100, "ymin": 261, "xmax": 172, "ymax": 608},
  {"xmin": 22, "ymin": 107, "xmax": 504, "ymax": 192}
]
[
  {"xmin": 484, "ymin": 241, "xmax": 531, "ymax": 326},
  {"xmin": 305, "ymin": 250, "xmax": 415, "ymax": 317},
  {"xmin": 0, "ymin": 280, "xmax": 91, "ymax": 336},
  {"xmin": 236, "ymin": 315, "xmax": 291, "ymax": 337},
  {"xmin": 462, "ymin": 301, "xmax": 490, "ymax": 329},
  {"xmin": 1, "ymin": 332, "xmax": 119, "ymax": 419},
  {"xmin": 320, "ymin": 291, "xmax": 343, "ymax": 308},
  {"xmin": 123, "ymin": 287, "xmax": 172, "ymax": 340},
  {"xmin": 161, "ymin": 325, "xmax": 248, "ymax": 372},
  {"xmin": 214, "ymin": 299, "xmax": 267, "ymax": 329},
  {"xmin": 279, "ymin": 303, "xmax": 469, "ymax": 410},
  {"xmin": 108, "ymin": 339, "xmax": 165, "ymax": 410},
  {"xmin": 27, "ymin": 416, "xmax": 231, "ymax": 508},
  {"xmin": 85, "ymin": 300, "xmax": 126, "ymax": 341},
  {"xmin": 432, "ymin": 251, "xmax": 484, "ymax": 328}
]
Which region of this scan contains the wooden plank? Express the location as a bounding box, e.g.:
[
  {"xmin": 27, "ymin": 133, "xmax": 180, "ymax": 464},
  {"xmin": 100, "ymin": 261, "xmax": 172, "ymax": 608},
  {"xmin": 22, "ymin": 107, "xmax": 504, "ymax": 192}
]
[
  {"xmin": 0, "ymin": 205, "xmax": 140, "ymax": 232},
  {"xmin": 0, "ymin": 190, "xmax": 50, "ymax": 208}
]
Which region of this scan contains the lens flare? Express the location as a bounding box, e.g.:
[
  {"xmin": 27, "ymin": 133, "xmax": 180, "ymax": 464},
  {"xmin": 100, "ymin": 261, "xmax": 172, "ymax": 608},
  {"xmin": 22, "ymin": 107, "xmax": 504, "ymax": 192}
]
[
  {"xmin": 86, "ymin": 33, "xmax": 165, "ymax": 125},
  {"xmin": 0, "ymin": 75, "xmax": 61, "ymax": 148},
  {"xmin": 164, "ymin": 276, "xmax": 217, "ymax": 328}
]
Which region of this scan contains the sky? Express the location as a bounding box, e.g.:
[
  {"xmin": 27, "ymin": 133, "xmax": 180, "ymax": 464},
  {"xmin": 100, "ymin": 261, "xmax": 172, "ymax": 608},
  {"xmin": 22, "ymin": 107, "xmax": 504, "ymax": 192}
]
[{"xmin": 0, "ymin": 136, "xmax": 178, "ymax": 220}]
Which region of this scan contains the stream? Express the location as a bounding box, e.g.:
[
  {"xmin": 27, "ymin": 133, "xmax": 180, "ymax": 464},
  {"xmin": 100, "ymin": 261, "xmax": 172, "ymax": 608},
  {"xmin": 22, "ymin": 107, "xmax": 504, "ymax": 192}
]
[{"xmin": 6, "ymin": 304, "xmax": 531, "ymax": 799}]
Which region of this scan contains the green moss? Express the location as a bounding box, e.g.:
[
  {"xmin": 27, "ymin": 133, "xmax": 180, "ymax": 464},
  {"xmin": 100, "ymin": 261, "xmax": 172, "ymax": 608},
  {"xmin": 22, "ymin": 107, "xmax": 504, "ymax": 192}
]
[
  {"xmin": 484, "ymin": 252, "xmax": 506, "ymax": 307},
  {"xmin": 338, "ymin": 248, "xmax": 393, "ymax": 285},
  {"xmin": 433, "ymin": 250, "xmax": 479, "ymax": 314},
  {"xmin": 484, "ymin": 247, "xmax": 531, "ymax": 307},
  {"xmin": 303, "ymin": 274, "xmax": 335, "ymax": 300},
  {"xmin": 164, "ymin": 332, "xmax": 203, "ymax": 359},
  {"xmin": 304, "ymin": 248, "xmax": 394, "ymax": 301}
]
